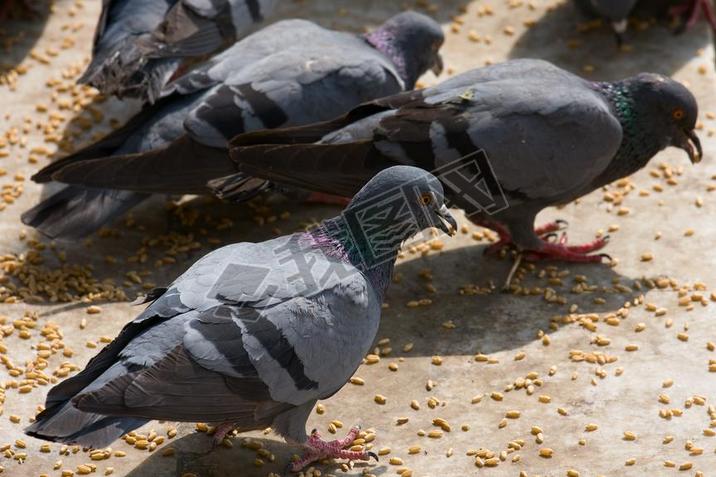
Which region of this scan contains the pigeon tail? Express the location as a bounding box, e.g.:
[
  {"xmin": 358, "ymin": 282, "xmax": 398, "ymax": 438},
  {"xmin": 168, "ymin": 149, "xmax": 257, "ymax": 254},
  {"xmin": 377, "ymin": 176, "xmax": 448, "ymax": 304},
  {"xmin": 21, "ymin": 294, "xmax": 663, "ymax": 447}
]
[
  {"xmin": 21, "ymin": 186, "xmax": 149, "ymax": 240},
  {"xmin": 25, "ymin": 404, "xmax": 147, "ymax": 448}
]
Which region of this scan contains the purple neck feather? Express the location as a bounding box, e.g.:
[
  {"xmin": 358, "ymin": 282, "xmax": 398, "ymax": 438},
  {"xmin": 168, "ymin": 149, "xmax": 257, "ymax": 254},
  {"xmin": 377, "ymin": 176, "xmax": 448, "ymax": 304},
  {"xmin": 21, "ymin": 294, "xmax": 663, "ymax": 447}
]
[
  {"xmin": 303, "ymin": 222, "xmax": 395, "ymax": 298},
  {"xmin": 364, "ymin": 29, "xmax": 410, "ymax": 87}
]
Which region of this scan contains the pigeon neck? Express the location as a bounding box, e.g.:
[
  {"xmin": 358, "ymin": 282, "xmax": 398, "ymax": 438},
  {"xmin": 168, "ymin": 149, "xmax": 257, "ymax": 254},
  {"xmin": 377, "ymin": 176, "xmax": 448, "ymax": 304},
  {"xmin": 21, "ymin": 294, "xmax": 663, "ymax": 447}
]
[
  {"xmin": 308, "ymin": 217, "xmax": 397, "ymax": 295},
  {"xmin": 591, "ymin": 81, "xmax": 665, "ymax": 188},
  {"xmin": 364, "ymin": 30, "xmax": 415, "ymax": 88}
]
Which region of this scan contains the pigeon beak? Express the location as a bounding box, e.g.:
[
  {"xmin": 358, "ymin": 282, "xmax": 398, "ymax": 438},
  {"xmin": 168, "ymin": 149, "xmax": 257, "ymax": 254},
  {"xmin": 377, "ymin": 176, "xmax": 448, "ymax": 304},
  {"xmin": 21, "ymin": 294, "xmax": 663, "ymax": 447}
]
[
  {"xmin": 430, "ymin": 53, "xmax": 444, "ymax": 76},
  {"xmin": 676, "ymin": 128, "xmax": 703, "ymax": 164},
  {"xmin": 436, "ymin": 204, "xmax": 457, "ymax": 236}
]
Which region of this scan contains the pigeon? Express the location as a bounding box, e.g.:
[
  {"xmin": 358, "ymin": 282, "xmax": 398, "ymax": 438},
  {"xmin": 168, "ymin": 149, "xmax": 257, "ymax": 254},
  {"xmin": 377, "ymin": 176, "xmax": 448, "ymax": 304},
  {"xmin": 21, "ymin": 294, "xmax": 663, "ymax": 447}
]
[
  {"xmin": 572, "ymin": 0, "xmax": 639, "ymax": 44},
  {"xmin": 665, "ymin": 0, "xmax": 716, "ymax": 33},
  {"xmin": 573, "ymin": 0, "xmax": 716, "ymax": 43},
  {"xmin": 25, "ymin": 165, "xmax": 458, "ymax": 472},
  {"xmin": 23, "ymin": 12, "xmax": 445, "ymax": 239},
  {"xmin": 229, "ymin": 59, "xmax": 702, "ymax": 263},
  {"xmin": 79, "ymin": 0, "xmax": 279, "ymax": 103}
]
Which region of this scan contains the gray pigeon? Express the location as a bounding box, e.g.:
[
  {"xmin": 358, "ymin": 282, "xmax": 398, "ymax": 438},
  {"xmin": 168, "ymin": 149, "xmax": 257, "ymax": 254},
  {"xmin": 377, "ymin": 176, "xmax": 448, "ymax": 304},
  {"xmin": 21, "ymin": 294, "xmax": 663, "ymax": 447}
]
[
  {"xmin": 573, "ymin": 0, "xmax": 716, "ymax": 42},
  {"xmin": 25, "ymin": 166, "xmax": 457, "ymax": 472},
  {"xmin": 573, "ymin": 0, "xmax": 638, "ymax": 43},
  {"xmin": 229, "ymin": 59, "xmax": 702, "ymax": 263},
  {"xmin": 79, "ymin": 0, "xmax": 279, "ymax": 103},
  {"xmin": 23, "ymin": 12, "xmax": 444, "ymax": 239}
]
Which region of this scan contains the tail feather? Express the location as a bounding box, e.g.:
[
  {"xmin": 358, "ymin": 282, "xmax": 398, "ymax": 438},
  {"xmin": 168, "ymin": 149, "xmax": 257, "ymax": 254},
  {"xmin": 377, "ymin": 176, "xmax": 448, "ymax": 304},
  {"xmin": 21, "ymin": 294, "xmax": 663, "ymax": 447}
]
[
  {"xmin": 47, "ymin": 136, "xmax": 235, "ymax": 195},
  {"xmin": 25, "ymin": 362, "xmax": 148, "ymax": 448},
  {"xmin": 21, "ymin": 186, "xmax": 149, "ymax": 239},
  {"xmin": 26, "ymin": 403, "xmax": 146, "ymax": 448},
  {"xmin": 233, "ymin": 141, "xmax": 388, "ymax": 198}
]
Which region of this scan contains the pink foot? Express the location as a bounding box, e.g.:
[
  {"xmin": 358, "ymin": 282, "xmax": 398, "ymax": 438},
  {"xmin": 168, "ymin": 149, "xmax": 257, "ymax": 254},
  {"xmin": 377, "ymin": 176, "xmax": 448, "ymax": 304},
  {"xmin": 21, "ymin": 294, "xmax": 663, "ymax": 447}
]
[
  {"xmin": 212, "ymin": 422, "xmax": 236, "ymax": 447},
  {"xmin": 290, "ymin": 428, "xmax": 377, "ymax": 472},
  {"xmin": 304, "ymin": 192, "xmax": 351, "ymax": 207},
  {"xmin": 523, "ymin": 241, "xmax": 611, "ymax": 263},
  {"xmin": 670, "ymin": 0, "xmax": 716, "ymax": 31},
  {"xmin": 483, "ymin": 220, "xmax": 568, "ymax": 256}
]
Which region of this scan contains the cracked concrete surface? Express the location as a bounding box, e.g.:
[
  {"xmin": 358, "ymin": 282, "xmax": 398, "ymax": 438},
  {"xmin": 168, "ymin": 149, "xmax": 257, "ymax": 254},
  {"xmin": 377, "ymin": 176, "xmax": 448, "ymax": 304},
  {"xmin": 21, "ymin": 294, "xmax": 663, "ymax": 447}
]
[{"xmin": 2, "ymin": 1, "xmax": 716, "ymax": 476}]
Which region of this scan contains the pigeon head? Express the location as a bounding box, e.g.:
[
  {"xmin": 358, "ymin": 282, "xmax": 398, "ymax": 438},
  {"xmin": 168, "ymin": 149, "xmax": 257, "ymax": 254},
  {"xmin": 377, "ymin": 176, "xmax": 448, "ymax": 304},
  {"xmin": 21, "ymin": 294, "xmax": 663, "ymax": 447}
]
[
  {"xmin": 344, "ymin": 166, "xmax": 457, "ymax": 246},
  {"xmin": 626, "ymin": 73, "xmax": 702, "ymax": 164},
  {"xmin": 365, "ymin": 11, "xmax": 445, "ymax": 89}
]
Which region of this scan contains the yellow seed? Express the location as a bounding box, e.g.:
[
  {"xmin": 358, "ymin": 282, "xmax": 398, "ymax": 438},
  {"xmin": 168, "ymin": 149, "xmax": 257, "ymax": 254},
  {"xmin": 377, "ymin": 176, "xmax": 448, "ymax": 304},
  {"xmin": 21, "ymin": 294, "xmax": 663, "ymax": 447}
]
[
  {"xmin": 490, "ymin": 392, "xmax": 503, "ymax": 401},
  {"xmin": 585, "ymin": 423, "xmax": 598, "ymax": 432},
  {"xmin": 410, "ymin": 400, "xmax": 420, "ymax": 410},
  {"xmin": 427, "ymin": 430, "xmax": 443, "ymax": 438},
  {"xmin": 505, "ymin": 410, "xmax": 521, "ymax": 419},
  {"xmin": 389, "ymin": 457, "xmax": 404, "ymax": 466},
  {"xmin": 378, "ymin": 447, "xmax": 391, "ymax": 456},
  {"xmin": 538, "ymin": 395, "xmax": 551, "ymax": 403},
  {"xmin": 567, "ymin": 470, "xmax": 580, "ymax": 477},
  {"xmin": 623, "ymin": 431, "xmax": 637, "ymax": 441},
  {"xmin": 350, "ymin": 377, "xmax": 365, "ymax": 385},
  {"xmin": 374, "ymin": 395, "xmax": 387, "ymax": 405},
  {"xmin": 677, "ymin": 332, "xmax": 689, "ymax": 342},
  {"xmin": 432, "ymin": 418, "xmax": 451, "ymax": 432},
  {"xmin": 538, "ymin": 448, "xmax": 553, "ymax": 458},
  {"xmin": 625, "ymin": 458, "xmax": 636, "ymax": 466},
  {"xmin": 408, "ymin": 446, "xmax": 421, "ymax": 455},
  {"xmin": 86, "ymin": 305, "xmax": 102, "ymax": 314},
  {"xmin": 679, "ymin": 462, "xmax": 693, "ymax": 471},
  {"xmin": 625, "ymin": 344, "xmax": 639, "ymax": 352}
]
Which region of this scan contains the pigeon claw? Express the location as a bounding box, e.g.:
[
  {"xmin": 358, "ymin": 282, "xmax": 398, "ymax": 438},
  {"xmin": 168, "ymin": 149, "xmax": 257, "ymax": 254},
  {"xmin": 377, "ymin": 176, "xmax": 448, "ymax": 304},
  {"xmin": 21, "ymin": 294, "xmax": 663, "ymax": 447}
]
[
  {"xmin": 290, "ymin": 426, "xmax": 373, "ymax": 472},
  {"xmin": 368, "ymin": 451, "xmax": 379, "ymax": 462},
  {"xmin": 598, "ymin": 253, "xmax": 613, "ymax": 264},
  {"xmin": 535, "ymin": 219, "xmax": 569, "ymax": 237}
]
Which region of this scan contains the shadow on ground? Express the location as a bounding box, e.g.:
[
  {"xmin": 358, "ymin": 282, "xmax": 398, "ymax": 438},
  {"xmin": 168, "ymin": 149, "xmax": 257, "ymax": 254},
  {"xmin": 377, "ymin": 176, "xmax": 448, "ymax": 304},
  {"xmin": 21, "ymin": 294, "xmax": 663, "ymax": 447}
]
[
  {"xmin": 0, "ymin": 1, "xmax": 50, "ymax": 71},
  {"xmin": 124, "ymin": 430, "xmax": 386, "ymax": 477},
  {"xmin": 380, "ymin": 242, "xmax": 642, "ymax": 357}
]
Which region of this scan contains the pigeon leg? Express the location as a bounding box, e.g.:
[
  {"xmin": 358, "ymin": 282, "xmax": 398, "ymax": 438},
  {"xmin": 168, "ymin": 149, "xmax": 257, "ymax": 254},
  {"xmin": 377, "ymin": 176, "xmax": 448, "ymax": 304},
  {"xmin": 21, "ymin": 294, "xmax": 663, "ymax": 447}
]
[
  {"xmin": 304, "ymin": 192, "xmax": 351, "ymax": 207},
  {"xmin": 211, "ymin": 422, "xmax": 237, "ymax": 446},
  {"xmin": 695, "ymin": 0, "xmax": 716, "ymax": 30},
  {"xmin": 290, "ymin": 428, "xmax": 376, "ymax": 472},
  {"xmin": 670, "ymin": 0, "xmax": 716, "ymax": 31},
  {"xmin": 474, "ymin": 217, "xmax": 569, "ymax": 254}
]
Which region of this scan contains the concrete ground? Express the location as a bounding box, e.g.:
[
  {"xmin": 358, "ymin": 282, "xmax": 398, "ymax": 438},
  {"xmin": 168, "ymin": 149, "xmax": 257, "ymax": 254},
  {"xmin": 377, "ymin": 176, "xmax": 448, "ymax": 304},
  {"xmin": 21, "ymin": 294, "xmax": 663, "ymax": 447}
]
[{"xmin": 1, "ymin": 0, "xmax": 716, "ymax": 476}]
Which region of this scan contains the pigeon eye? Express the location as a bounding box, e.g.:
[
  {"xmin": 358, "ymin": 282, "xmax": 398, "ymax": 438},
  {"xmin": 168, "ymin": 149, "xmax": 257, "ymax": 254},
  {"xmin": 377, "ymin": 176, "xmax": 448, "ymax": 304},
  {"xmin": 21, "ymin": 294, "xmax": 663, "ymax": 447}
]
[
  {"xmin": 419, "ymin": 193, "xmax": 433, "ymax": 206},
  {"xmin": 673, "ymin": 108, "xmax": 685, "ymax": 120}
]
